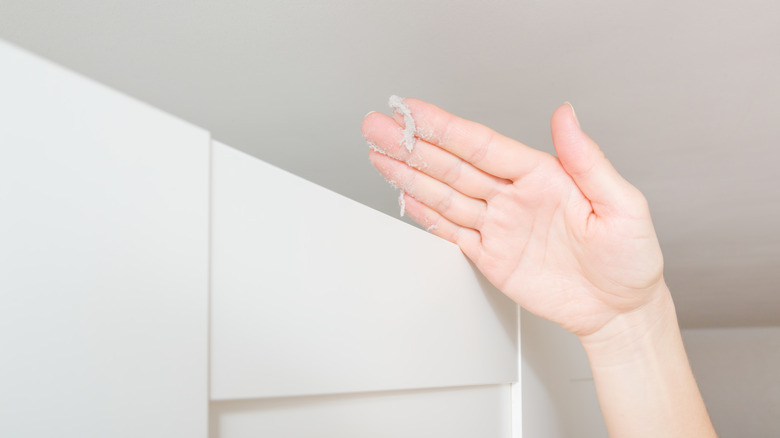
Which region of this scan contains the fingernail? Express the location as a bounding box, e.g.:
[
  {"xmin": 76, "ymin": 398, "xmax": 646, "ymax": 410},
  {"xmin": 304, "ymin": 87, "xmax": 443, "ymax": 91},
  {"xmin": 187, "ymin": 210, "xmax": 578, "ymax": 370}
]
[
  {"xmin": 563, "ymin": 101, "xmax": 580, "ymax": 128},
  {"xmin": 364, "ymin": 110, "xmax": 378, "ymax": 118}
]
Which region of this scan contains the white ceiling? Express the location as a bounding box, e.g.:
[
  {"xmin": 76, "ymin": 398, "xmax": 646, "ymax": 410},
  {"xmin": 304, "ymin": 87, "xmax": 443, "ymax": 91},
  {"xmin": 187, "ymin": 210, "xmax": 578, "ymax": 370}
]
[{"xmin": 2, "ymin": 0, "xmax": 778, "ymax": 328}]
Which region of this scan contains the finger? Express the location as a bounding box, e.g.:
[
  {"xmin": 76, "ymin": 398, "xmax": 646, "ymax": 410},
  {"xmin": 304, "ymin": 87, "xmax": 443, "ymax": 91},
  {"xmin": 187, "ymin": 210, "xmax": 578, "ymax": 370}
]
[
  {"xmin": 401, "ymin": 193, "xmax": 482, "ymax": 262},
  {"xmin": 369, "ymin": 150, "xmax": 488, "ymax": 230},
  {"xmin": 551, "ymin": 102, "xmax": 648, "ymax": 217},
  {"xmin": 362, "ymin": 112, "xmax": 509, "ymax": 200},
  {"xmin": 390, "ymin": 97, "xmax": 549, "ymax": 181}
]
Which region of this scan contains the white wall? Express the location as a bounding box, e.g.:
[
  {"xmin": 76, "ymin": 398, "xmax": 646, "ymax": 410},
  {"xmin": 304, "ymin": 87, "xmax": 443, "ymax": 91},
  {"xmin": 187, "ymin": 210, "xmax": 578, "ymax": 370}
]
[
  {"xmin": 522, "ymin": 314, "xmax": 780, "ymax": 437},
  {"xmin": 521, "ymin": 310, "xmax": 606, "ymax": 438},
  {"xmin": 682, "ymin": 327, "xmax": 780, "ymax": 437}
]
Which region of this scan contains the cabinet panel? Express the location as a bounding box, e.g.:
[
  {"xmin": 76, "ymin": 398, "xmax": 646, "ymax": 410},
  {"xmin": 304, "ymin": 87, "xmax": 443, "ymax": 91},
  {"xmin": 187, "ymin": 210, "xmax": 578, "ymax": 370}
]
[
  {"xmin": 210, "ymin": 384, "xmax": 512, "ymax": 438},
  {"xmin": 210, "ymin": 142, "xmax": 518, "ymax": 400},
  {"xmin": 0, "ymin": 41, "xmax": 209, "ymax": 437}
]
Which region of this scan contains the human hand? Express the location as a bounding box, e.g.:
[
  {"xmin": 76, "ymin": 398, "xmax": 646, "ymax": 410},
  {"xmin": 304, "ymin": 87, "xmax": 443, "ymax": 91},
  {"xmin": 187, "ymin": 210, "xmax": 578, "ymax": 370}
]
[{"xmin": 362, "ymin": 98, "xmax": 666, "ymax": 337}]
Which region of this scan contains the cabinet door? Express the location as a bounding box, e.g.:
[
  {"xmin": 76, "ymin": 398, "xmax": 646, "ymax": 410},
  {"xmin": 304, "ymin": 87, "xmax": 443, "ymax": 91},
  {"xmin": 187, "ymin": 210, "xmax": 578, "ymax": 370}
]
[
  {"xmin": 209, "ymin": 141, "xmax": 519, "ymax": 437},
  {"xmin": 0, "ymin": 41, "xmax": 210, "ymax": 437},
  {"xmin": 210, "ymin": 141, "xmax": 518, "ymax": 400}
]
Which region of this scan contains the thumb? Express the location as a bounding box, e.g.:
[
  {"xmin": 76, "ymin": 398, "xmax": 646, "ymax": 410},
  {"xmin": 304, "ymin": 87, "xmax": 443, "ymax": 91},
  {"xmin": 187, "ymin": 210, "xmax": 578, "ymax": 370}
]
[{"xmin": 551, "ymin": 102, "xmax": 646, "ymax": 217}]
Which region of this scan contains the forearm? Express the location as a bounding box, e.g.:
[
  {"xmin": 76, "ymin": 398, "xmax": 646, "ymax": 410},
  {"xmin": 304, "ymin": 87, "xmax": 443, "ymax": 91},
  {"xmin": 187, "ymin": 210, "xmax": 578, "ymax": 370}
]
[{"xmin": 578, "ymin": 282, "xmax": 717, "ymax": 438}]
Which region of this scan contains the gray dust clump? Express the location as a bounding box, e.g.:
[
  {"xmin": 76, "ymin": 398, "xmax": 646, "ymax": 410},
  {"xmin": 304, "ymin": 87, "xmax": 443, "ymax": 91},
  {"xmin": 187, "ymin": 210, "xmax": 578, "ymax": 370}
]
[
  {"xmin": 388, "ymin": 95, "xmax": 416, "ymax": 153},
  {"xmin": 398, "ymin": 191, "xmax": 406, "ymax": 217}
]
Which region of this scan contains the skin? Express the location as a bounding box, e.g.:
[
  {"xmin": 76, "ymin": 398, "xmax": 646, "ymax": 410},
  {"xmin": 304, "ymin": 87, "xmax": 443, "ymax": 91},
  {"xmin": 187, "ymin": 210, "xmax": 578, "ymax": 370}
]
[{"xmin": 362, "ymin": 98, "xmax": 718, "ymax": 437}]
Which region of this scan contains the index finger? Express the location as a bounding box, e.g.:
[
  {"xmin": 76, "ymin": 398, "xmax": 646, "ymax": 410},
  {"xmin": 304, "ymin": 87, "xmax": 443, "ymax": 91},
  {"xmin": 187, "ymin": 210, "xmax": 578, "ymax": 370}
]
[{"xmin": 392, "ymin": 97, "xmax": 548, "ymax": 181}]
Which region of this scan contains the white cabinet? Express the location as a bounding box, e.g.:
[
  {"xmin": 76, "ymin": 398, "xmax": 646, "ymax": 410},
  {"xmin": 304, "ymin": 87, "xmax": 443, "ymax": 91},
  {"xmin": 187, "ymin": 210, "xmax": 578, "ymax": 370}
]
[
  {"xmin": 208, "ymin": 142, "xmax": 519, "ymax": 437},
  {"xmin": 210, "ymin": 384, "xmax": 513, "ymax": 438},
  {"xmin": 1, "ymin": 39, "xmax": 598, "ymax": 437},
  {"xmin": 0, "ymin": 40, "xmax": 210, "ymax": 437},
  {"xmin": 209, "ymin": 142, "xmax": 517, "ymax": 401}
]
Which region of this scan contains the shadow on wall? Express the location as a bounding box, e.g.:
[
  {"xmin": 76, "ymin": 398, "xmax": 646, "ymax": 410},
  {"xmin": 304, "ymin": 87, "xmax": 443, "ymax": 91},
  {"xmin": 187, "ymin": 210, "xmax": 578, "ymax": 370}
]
[
  {"xmin": 682, "ymin": 327, "xmax": 780, "ymax": 437},
  {"xmin": 520, "ymin": 310, "xmax": 607, "ymax": 438}
]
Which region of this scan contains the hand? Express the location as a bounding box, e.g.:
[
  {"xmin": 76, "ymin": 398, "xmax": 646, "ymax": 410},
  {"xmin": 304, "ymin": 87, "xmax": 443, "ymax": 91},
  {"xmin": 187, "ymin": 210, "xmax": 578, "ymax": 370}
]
[{"xmin": 362, "ymin": 98, "xmax": 665, "ymax": 337}]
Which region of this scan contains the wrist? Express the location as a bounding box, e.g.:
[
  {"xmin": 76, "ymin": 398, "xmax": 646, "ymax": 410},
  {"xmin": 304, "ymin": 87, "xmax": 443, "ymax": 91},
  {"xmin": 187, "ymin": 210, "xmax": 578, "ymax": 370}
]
[
  {"xmin": 577, "ymin": 280, "xmax": 680, "ymax": 368},
  {"xmin": 577, "ymin": 281, "xmax": 717, "ymax": 437}
]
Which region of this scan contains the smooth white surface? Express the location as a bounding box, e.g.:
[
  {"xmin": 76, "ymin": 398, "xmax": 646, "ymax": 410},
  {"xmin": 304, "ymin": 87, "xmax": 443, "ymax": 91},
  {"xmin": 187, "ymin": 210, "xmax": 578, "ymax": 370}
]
[
  {"xmin": 511, "ymin": 306, "xmax": 523, "ymax": 438},
  {"xmin": 521, "ymin": 310, "xmax": 606, "ymax": 438},
  {"xmin": 0, "ymin": 41, "xmax": 210, "ymax": 436},
  {"xmin": 2, "ymin": 1, "xmax": 778, "ymax": 328},
  {"xmin": 210, "ymin": 141, "xmax": 517, "ymax": 400},
  {"xmin": 682, "ymin": 327, "xmax": 780, "ymax": 437},
  {"xmin": 210, "ymin": 384, "xmax": 512, "ymax": 438}
]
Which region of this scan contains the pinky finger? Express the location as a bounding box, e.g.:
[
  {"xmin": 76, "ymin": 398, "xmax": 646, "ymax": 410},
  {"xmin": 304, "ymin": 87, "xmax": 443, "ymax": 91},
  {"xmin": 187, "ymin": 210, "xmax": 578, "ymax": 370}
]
[{"xmin": 402, "ymin": 193, "xmax": 482, "ymax": 262}]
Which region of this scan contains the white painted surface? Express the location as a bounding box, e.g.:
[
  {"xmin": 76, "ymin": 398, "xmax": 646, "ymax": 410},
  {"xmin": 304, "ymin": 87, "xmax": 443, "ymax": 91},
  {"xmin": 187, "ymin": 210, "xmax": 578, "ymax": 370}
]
[
  {"xmin": 2, "ymin": 0, "xmax": 779, "ymax": 328},
  {"xmin": 209, "ymin": 141, "xmax": 517, "ymax": 400},
  {"xmin": 0, "ymin": 41, "xmax": 210, "ymax": 436},
  {"xmin": 210, "ymin": 384, "xmax": 512, "ymax": 438},
  {"xmin": 521, "ymin": 310, "xmax": 606, "ymax": 438},
  {"xmin": 682, "ymin": 327, "xmax": 780, "ymax": 437},
  {"xmin": 511, "ymin": 306, "xmax": 523, "ymax": 438}
]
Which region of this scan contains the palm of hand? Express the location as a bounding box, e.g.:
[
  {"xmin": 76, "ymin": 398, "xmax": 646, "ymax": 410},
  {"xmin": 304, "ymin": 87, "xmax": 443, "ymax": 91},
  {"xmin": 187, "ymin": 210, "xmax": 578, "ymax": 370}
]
[
  {"xmin": 363, "ymin": 98, "xmax": 664, "ymax": 336},
  {"xmin": 476, "ymin": 154, "xmax": 663, "ymax": 335}
]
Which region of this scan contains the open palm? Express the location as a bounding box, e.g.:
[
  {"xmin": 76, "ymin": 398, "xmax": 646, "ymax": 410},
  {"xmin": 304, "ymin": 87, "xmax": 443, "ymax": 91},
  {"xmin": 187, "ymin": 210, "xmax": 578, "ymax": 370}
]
[{"xmin": 362, "ymin": 98, "xmax": 665, "ymax": 336}]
